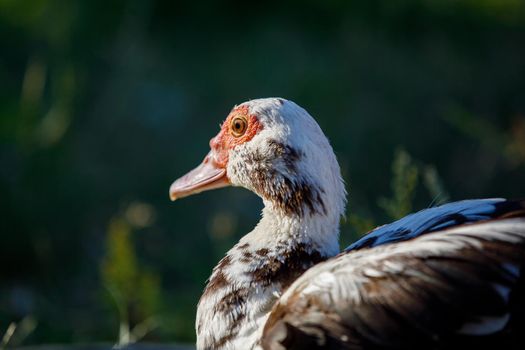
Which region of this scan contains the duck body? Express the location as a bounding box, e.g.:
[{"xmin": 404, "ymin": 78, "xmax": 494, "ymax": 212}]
[
  {"xmin": 169, "ymin": 98, "xmax": 525, "ymax": 350},
  {"xmin": 264, "ymin": 199, "xmax": 525, "ymax": 350}
]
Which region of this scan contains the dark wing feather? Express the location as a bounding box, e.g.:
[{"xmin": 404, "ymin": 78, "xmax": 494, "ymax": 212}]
[
  {"xmin": 345, "ymin": 198, "xmax": 525, "ymax": 252},
  {"xmin": 262, "ymin": 217, "xmax": 525, "ymax": 350}
]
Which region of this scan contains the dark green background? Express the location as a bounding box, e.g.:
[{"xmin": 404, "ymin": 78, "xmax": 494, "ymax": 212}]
[{"xmin": 1, "ymin": 0, "xmax": 525, "ymax": 345}]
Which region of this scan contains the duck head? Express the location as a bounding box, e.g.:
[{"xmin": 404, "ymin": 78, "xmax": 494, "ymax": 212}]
[{"xmin": 170, "ymin": 98, "xmax": 346, "ymax": 219}]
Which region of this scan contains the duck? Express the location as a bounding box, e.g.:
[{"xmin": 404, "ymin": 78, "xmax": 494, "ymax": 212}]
[{"xmin": 169, "ymin": 98, "xmax": 525, "ymax": 350}]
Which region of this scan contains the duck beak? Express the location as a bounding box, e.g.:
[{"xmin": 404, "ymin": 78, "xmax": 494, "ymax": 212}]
[{"xmin": 169, "ymin": 151, "xmax": 230, "ymax": 201}]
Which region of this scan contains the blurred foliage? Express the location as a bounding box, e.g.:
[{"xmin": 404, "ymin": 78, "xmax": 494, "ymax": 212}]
[
  {"xmin": 445, "ymin": 106, "xmax": 525, "ymax": 167},
  {"xmin": 1, "ymin": 316, "xmax": 37, "ymax": 349},
  {"xmin": 101, "ymin": 217, "xmax": 161, "ymax": 345},
  {"xmin": 1, "ymin": 0, "xmax": 525, "ymax": 346},
  {"xmin": 346, "ymin": 148, "xmax": 450, "ymax": 245},
  {"xmin": 379, "ymin": 149, "xmax": 420, "ymax": 220},
  {"xmin": 423, "ymin": 165, "xmax": 451, "ymax": 206}
]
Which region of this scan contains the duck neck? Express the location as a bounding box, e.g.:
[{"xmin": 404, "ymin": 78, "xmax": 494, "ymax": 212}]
[
  {"xmin": 251, "ymin": 201, "xmax": 341, "ymax": 257},
  {"xmin": 195, "ymin": 202, "xmax": 341, "ymax": 349}
]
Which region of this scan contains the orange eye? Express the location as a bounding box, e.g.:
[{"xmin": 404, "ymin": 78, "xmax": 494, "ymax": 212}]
[{"xmin": 231, "ymin": 116, "xmax": 248, "ymax": 137}]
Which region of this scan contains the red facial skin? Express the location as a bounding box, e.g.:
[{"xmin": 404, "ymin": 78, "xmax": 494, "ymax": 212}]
[
  {"xmin": 169, "ymin": 105, "xmax": 262, "ymax": 201},
  {"xmin": 209, "ymin": 105, "xmax": 263, "ymax": 168}
]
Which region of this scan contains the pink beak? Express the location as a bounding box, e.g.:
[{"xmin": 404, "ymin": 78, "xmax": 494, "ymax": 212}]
[{"xmin": 169, "ymin": 151, "xmax": 230, "ymax": 201}]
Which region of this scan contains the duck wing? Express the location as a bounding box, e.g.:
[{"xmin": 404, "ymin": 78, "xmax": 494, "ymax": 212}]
[
  {"xmin": 262, "ymin": 200, "xmax": 525, "ymax": 349},
  {"xmin": 346, "ymin": 198, "xmax": 525, "ymax": 251}
]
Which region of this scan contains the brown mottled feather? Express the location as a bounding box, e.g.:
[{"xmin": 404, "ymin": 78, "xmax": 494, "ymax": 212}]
[{"xmin": 262, "ymin": 217, "xmax": 525, "ymax": 350}]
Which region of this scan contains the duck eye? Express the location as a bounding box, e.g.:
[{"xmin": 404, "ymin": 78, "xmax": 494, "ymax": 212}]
[{"xmin": 231, "ymin": 116, "xmax": 248, "ymax": 137}]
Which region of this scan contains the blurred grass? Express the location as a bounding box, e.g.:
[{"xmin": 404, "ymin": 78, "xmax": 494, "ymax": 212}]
[
  {"xmin": 378, "ymin": 149, "xmax": 419, "ymax": 220},
  {"xmin": 101, "ymin": 218, "xmax": 161, "ymax": 345},
  {"xmin": 344, "ymin": 148, "xmax": 451, "ymax": 247}
]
